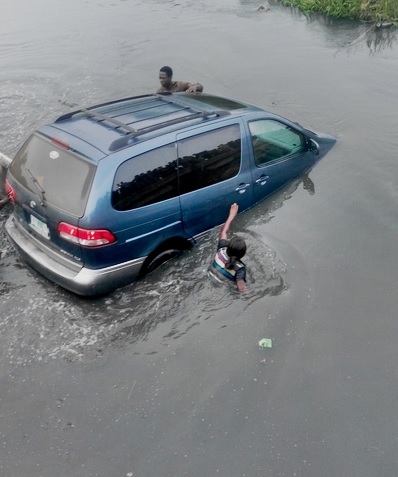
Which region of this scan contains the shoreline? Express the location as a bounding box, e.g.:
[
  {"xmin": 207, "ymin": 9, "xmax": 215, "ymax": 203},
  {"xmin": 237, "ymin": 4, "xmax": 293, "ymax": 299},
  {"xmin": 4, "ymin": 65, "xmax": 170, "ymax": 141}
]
[{"xmin": 279, "ymin": 0, "xmax": 398, "ymax": 23}]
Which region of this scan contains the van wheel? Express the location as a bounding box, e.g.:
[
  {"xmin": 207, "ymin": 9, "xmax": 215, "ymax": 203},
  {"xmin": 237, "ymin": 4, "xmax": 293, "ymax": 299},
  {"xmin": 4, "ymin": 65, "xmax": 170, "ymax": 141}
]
[{"xmin": 142, "ymin": 248, "xmax": 182, "ymax": 275}]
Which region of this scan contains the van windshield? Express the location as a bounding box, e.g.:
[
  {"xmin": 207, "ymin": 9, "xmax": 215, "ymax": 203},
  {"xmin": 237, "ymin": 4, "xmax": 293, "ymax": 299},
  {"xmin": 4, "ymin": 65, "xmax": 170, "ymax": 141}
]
[{"xmin": 9, "ymin": 134, "xmax": 95, "ymax": 217}]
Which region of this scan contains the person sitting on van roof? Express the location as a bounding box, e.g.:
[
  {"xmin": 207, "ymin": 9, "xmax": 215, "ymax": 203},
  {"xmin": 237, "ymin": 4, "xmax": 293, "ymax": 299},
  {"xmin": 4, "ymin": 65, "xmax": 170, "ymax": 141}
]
[
  {"xmin": 157, "ymin": 66, "xmax": 203, "ymax": 94},
  {"xmin": 210, "ymin": 203, "xmax": 248, "ymax": 293}
]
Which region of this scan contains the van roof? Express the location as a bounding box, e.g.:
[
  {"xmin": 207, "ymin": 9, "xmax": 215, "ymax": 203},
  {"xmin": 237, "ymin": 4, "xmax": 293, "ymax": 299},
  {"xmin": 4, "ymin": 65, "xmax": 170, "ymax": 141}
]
[{"xmin": 47, "ymin": 93, "xmax": 257, "ymax": 154}]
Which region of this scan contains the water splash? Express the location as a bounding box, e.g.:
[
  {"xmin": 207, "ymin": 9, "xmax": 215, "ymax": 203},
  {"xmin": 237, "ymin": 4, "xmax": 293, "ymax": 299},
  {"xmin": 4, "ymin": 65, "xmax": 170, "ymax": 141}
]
[{"xmin": 0, "ymin": 216, "xmax": 287, "ymax": 366}]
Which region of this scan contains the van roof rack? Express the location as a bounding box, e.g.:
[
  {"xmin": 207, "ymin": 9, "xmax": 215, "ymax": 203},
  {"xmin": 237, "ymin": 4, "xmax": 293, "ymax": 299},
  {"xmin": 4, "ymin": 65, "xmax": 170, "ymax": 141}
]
[
  {"xmin": 56, "ymin": 94, "xmax": 156, "ymax": 122},
  {"xmin": 56, "ymin": 94, "xmax": 230, "ymax": 152},
  {"xmin": 109, "ymin": 109, "xmax": 229, "ymax": 151}
]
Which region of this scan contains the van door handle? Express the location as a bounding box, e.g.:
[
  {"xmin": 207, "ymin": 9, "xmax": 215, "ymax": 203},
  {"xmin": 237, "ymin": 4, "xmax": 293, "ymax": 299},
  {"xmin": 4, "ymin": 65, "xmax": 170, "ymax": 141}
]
[
  {"xmin": 235, "ymin": 183, "xmax": 250, "ymax": 194},
  {"xmin": 255, "ymin": 175, "xmax": 269, "ymax": 185}
]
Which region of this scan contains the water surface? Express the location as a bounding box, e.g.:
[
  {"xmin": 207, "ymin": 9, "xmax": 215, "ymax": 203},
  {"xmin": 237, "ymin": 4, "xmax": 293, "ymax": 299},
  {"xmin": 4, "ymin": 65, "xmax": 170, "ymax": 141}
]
[{"xmin": 1, "ymin": 1, "xmax": 398, "ymax": 476}]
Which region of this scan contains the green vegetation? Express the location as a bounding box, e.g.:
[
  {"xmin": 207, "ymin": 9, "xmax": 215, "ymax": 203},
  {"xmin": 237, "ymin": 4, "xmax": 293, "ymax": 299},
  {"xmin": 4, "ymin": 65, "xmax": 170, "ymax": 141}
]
[{"xmin": 280, "ymin": 0, "xmax": 398, "ymax": 22}]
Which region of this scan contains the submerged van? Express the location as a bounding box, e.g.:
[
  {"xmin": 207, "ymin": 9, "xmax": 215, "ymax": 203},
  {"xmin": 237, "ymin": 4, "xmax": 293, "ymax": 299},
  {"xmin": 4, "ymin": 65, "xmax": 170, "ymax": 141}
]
[{"xmin": 5, "ymin": 93, "xmax": 335, "ymax": 295}]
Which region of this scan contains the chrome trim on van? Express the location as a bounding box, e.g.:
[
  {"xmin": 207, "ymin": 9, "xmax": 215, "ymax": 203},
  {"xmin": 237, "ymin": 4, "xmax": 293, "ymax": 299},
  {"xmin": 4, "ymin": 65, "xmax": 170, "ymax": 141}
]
[
  {"xmin": 125, "ymin": 220, "xmax": 182, "ymax": 243},
  {"xmin": 10, "ymin": 216, "xmax": 82, "ymax": 272},
  {"xmin": 5, "ymin": 216, "xmax": 145, "ymax": 296}
]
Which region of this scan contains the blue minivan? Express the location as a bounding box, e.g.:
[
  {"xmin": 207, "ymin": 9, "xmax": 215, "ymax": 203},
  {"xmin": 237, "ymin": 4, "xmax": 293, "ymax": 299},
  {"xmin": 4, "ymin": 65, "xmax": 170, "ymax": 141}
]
[{"xmin": 5, "ymin": 93, "xmax": 335, "ymax": 295}]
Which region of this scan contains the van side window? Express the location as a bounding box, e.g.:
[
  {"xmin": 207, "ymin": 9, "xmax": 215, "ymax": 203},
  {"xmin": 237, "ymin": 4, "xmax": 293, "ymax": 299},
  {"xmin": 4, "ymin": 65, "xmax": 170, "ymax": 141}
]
[
  {"xmin": 177, "ymin": 124, "xmax": 241, "ymax": 195},
  {"xmin": 249, "ymin": 119, "xmax": 305, "ymax": 166},
  {"xmin": 112, "ymin": 144, "xmax": 177, "ymax": 211}
]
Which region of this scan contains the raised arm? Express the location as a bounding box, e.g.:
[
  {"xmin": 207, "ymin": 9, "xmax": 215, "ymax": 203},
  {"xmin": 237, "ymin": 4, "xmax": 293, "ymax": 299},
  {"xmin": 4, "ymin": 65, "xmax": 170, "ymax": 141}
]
[{"xmin": 219, "ymin": 203, "xmax": 239, "ymax": 240}]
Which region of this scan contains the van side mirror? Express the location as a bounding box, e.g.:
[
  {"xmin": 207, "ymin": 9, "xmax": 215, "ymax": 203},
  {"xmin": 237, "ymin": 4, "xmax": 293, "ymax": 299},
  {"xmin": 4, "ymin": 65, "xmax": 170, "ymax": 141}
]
[{"xmin": 309, "ymin": 139, "xmax": 319, "ymax": 155}]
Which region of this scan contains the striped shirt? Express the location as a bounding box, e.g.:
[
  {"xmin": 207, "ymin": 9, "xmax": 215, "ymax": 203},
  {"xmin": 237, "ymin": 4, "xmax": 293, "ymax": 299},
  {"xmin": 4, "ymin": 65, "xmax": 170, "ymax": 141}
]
[{"xmin": 210, "ymin": 239, "xmax": 246, "ymax": 282}]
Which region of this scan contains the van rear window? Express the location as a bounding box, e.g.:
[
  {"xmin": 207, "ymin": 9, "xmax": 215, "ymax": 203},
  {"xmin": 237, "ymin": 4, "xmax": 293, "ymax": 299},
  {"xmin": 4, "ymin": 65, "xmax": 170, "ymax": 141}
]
[
  {"xmin": 112, "ymin": 144, "xmax": 178, "ymax": 211},
  {"xmin": 9, "ymin": 134, "xmax": 95, "ymax": 217}
]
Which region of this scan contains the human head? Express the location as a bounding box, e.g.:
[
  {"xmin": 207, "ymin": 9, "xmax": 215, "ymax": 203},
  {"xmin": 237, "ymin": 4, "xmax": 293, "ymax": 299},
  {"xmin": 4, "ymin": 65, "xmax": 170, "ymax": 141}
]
[
  {"xmin": 159, "ymin": 66, "xmax": 173, "ymax": 89},
  {"xmin": 227, "ymin": 236, "xmax": 247, "ymax": 261}
]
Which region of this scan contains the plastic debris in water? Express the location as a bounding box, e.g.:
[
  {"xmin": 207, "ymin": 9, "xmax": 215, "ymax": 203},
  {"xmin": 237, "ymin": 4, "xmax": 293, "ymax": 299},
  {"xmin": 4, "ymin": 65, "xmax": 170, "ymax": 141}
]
[
  {"xmin": 376, "ymin": 22, "xmax": 393, "ymax": 28},
  {"xmin": 258, "ymin": 338, "xmax": 273, "ymax": 348}
]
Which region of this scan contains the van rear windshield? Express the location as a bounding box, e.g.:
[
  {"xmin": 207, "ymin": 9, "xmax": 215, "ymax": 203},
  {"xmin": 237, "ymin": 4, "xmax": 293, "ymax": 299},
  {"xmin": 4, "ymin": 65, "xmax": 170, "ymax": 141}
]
[{"xmin": 9, "ymin": 134, "xmax": 95, "ymax": 217}]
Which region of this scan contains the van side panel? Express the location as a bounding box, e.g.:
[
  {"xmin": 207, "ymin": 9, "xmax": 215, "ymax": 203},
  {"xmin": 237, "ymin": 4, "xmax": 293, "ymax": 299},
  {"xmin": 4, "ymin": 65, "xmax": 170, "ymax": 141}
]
[
  {"xmin": 177, "ymin": 121, "xmax": 254, "ymax": 237},
  {"xmin": 79, "ymin": 143, "xmax": 186, "ymax": 269}
]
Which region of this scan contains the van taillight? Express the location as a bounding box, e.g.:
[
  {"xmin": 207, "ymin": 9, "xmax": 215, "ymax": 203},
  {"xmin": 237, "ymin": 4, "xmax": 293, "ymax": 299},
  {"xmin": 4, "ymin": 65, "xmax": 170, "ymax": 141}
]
[
  {"xmin": 5, "ymin": 180, "xmax": 16, "ymax": 204},
  {"xmin": 58, "ymin": 222, "xmax": 116, "ymax": 247}
]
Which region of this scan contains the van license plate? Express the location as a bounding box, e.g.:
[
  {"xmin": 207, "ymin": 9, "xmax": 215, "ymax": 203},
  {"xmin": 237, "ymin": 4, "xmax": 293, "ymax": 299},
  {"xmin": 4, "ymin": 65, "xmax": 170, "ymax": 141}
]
[{"xmin": 29, "ymin": 215, "xmax": 50, "ymax": 239}]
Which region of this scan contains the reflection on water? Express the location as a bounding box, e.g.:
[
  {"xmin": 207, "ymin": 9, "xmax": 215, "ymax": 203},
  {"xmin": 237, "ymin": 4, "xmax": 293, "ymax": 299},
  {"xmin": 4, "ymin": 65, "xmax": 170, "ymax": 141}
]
[
  {"xmin": 333, "ymin": 22, "xmax": 398, "ymax": 55},
  {"xmin": 366, "ymin": 25, "xmax": 398, "ymax": 54},
  {"xmin": 277, "ymin": 8, "xmax": 398, "ymax": 53}
]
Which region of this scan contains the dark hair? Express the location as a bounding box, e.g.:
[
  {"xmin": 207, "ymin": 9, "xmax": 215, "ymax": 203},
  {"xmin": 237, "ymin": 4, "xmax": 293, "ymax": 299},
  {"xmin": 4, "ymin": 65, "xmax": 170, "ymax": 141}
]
[
  {"xmin": 160, "ymin": 66, "xmax": 173, "ymax": 77},
  {"xmin": 225, "ymin": 236, "xmax": 246, "ymax": 270}
]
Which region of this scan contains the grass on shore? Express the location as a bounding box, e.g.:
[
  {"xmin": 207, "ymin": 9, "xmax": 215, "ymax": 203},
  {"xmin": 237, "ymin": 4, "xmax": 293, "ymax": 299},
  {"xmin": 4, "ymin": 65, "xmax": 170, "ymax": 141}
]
[{"xmin": 280, "ymin": 0, "xmax": 398, "ymax": 22}]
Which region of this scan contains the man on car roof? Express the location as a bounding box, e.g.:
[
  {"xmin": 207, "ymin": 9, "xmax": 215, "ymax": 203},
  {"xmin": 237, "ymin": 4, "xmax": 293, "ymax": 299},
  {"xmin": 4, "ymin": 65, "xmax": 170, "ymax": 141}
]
[{"xmin": 157, "ymin": 66, "xmax": 203, "ymax": 94}]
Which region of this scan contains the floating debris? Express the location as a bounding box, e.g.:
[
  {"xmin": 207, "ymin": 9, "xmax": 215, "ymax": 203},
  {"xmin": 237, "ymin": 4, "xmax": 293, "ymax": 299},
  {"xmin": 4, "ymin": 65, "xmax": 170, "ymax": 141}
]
[
  {"xmin": 258, "ymin": 338, "xmax": 273, "ymax": 348},
  {"xmin": 257, "ymin": 5, "xmax": 270, "ymax": 12},
  {"xmin": 375, "ymin": 22, "xmax": 393, "ymax": 28}
]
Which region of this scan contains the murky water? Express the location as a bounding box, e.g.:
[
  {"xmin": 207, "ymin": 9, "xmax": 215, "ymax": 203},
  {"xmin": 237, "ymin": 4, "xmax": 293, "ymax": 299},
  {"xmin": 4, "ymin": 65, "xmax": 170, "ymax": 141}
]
[{"xmin": 1, "ymin": 0, "xmax": 398, "ymax": 476}]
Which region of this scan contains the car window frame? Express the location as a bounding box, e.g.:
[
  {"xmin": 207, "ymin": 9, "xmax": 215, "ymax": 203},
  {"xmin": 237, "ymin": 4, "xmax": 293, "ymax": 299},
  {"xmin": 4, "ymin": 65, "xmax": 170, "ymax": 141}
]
[
  {"xmin": 111, "ymin": 142, "xmax": 178, "ymax": 212},
  {"xmin": 176, "ymin": 122, "xmax": 243, "ymax": 196},
  {"xmin": 248, "ymin": 118, "xmax": 307, "ymax": 168}
]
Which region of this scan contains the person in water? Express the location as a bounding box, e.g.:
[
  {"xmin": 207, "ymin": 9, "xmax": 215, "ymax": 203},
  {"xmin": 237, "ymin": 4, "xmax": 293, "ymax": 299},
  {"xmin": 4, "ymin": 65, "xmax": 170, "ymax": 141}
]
[
  {"xmin": 156, "ymin": 66, "xmax": 203, "ymax": 93},
  {"xmin": 210, "ymin": 203, "xmax": 248, "ymax": 292},
  {"xmin": 0, "ymin": 195, "xmax": 9, "ymax": 209}
]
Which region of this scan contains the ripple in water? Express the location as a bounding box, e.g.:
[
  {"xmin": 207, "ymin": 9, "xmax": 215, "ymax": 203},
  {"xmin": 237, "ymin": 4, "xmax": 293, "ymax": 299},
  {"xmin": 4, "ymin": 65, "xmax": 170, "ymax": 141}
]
[{"xmin": 0, "ymin": 214, "xmax": 287, "ymax": 366}]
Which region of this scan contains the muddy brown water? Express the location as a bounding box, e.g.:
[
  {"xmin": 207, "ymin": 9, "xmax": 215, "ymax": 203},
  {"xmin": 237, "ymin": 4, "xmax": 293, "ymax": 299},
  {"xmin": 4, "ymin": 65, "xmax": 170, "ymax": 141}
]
[{"xmin": 1, "ymin": 1, "xmax": 398, "ymax": 476}]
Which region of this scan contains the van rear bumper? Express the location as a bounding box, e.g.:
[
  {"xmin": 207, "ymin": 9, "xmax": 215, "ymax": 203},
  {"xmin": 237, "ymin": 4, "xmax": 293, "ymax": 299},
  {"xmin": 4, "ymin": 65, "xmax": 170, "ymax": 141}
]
[{"xmin": 5, "ymin": 215, "xmax": 145, "ymax": 296}]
